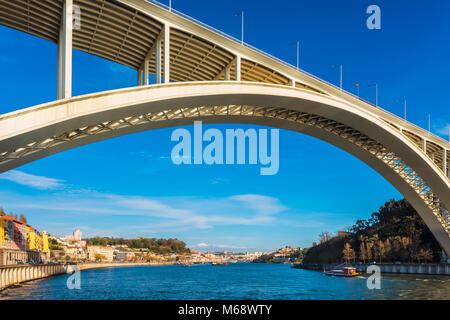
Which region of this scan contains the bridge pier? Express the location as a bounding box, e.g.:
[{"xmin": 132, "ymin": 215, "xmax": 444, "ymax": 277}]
[
  {"xmin": 163, "ymin": 24, "xmax": 170, "ymax": 84},
  {"xmin": 57, "ymin": 0, "xmax": 73, "ymax": 100},
  {"xmin": 156, "ymin": 37, "xmax": 162, "ymax": 83},
  {"xmin": 144, "ymin": 59, "xmax": 150, "ymax": 85}
]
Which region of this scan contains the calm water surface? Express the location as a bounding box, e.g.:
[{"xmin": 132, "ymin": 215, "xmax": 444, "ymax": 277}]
[{"xmin": 1, "ymin": 263, "xmax": 449, "ymax": 300}]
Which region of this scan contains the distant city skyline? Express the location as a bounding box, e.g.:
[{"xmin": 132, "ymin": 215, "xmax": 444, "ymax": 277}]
[{"xmin": 1, "ymin": 0, "xmax": 449, "ymax": 251}]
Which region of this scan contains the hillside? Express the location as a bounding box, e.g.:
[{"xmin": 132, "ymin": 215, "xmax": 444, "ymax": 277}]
[{"xmin": 302, "ymin": 199, "xmax": 442, "ymax": 264}]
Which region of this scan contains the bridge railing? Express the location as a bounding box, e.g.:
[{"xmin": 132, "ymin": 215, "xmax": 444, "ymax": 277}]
[
  {"xmin": 145, "ymin": 1, "xmax": 376, "ymax": 104},
  {"xmin": 146, "ymin": 1, "xmax": 449, "ymax": 145}
]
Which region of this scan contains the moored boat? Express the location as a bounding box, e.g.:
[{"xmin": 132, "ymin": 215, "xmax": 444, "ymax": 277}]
[{"xmin": 325, "ymin": 266, "xmax": 360, "ymax": 277}]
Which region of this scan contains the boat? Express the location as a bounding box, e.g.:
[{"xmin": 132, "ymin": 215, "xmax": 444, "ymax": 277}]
[
  {"xmin": 212, "ymin": 261, "xmax": 227, "ymax": 266},
  {"xmin": 184, "ymin": 264, "xmax": 190, "ymax": 267},
  {"xmin": 325, "ymin": 266, "xmax": 360, "ymax": 277}
]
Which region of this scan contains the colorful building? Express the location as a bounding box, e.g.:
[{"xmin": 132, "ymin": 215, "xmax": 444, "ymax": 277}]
[{"xmin": 0, "ymin": 215, "xmax": 49, "ymax": 265}]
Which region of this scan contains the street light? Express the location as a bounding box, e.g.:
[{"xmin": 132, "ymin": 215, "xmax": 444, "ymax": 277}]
[
  {"xmin": 331, "ymin": 64, "xmax": 342, "ymax": 90},
  {"xmin": 368, "ymin": 83, "xmax": 378, "ymax": 107},
  {"xmin": 289, "ymin": 41, "xmax": 300, "ymax": 71},
  {"xmin": 169, "ymin": 0, "xmax": 172, "ymax": 11},
  {"xmin": 235, "ymin": 11, "xmax": 244, "ymax": 45}
]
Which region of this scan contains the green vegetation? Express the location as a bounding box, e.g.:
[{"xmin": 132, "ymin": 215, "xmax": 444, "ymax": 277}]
[
  {"xmin": 86, "ymin": 237, "xmax": 190, "ymax": 255},
  {"xmin": 253, "ymin": 248, "xmax": 308, "ymax": 263},
  {"xmin": 302, "ymin": 199, "xmax": 442, "ymax": 264},
  {"xmin": 49, "ymin": 238, "xmax": 63, "ymax": 250},
  {"xmin": 94, "ymin": 253, "xmax": 107, "ymax": 262}
]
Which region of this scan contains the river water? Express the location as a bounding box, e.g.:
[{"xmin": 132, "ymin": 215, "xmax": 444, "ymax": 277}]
[{"xmin": 1, "ymin": 263, "xmax": 449, "ymax": 300}]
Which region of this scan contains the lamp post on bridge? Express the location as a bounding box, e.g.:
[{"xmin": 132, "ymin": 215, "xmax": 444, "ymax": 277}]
[
  {"xmin": 289, "ymin": 41, "xmax": 300, "ymax": 71},
  {"xmin": 368, "ymin": 83, "xmax": 378, "ymax": 107},
  {"xmin": 235, "ymin": 11, "xmax": 244, "ymax": 45}
]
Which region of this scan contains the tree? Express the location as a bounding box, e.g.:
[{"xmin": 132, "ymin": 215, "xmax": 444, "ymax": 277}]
[
  {"xmin": 319, "ymin": 232, "xmax": 332, "ymax": 244},
  {"xmin": 415, "ymin": 248, "xmax": 433, "ymax": 263},
  {"xmin": 342, "ymin": 243, "xmax": 355, "ymax": 263},
  {"xmin": 374, "ymin": 240, "xmax": 385, "ymax": 263},
  {"xmin": 366, "ymin": 241, "xmax": 374, "ymax": 262},
  {"xmin": 359, "ymin": 242, "xmax": 367, "ymax": 263},
  {"xmin": 8, "ymin": 212, "xmax": 18, "ymax": 219},
  {"xmin": 19, "ymin": 214, "xmax": 27, "ymax": 224},
  {"xmin": 0, "ymin": 208, "xmax": 5, "ymax": 216},
  {"xmin": 384, "ymin": 239, "xmax": 392, "ymax": 262},
  {"xmin": 94, "ymin": 253, "xmax": 107, "ymax": 262}
]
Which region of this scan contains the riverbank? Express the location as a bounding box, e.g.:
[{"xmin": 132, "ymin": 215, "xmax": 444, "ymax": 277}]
[
  {"xmin": 0, "ymin": 261, "xmax": 176, "ymax": 292},
  {"xmin": 293, "ymin": 263, "xmax": 450, "ymax": 275},
  {"xmin": 2, "ymin": 263, "xmax": 449, "ymax": 300}
]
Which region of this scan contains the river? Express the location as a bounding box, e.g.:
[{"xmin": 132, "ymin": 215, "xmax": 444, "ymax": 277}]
[{"xmin": 1, "ymin": 263, "xmax": 449, "ymax": 300}]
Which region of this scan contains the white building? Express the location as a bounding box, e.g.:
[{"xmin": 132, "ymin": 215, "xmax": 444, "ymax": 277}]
[{"xmin": 73, "ymin": 230, "xmax": 82, "ymax": 242}]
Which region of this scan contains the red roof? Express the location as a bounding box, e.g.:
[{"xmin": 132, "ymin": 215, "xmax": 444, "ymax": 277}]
[{"xmin": 1, "ymin": 215, "xmax": 34, "ymax": 230}]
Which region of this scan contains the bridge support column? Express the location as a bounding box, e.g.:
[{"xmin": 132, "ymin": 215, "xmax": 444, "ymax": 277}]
[
  {"xmin": 57, "ymin": 0, "xmax": 73, "ymax": 100},
  {"xmin": 236, "ymin": 55, "xmax": 241, "ymax": 81},
  {"xmin": 163, "ymin": 24, "xmax": 170, "ymax": 84},
  {"xmin": 144, "ymin": 59, "xmax": 150, "ymax": 85},
  {"xmin": 225, "ymin": 65, "xmax": 231, "ymax": 81},
  {"xmin": 156, "ymin": 37, "xmax": 162, "ymax": 84},
  {"xmin": 138, "ymin": 68, "xmax": 143, "ymax": 86}
]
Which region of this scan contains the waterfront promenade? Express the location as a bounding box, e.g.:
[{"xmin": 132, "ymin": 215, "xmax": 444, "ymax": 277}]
[
  {"xmin": 0, "ymin": 261, "xmax": 175, "ymax": 291},
  {"xmin": 293, "ymin": 263, "xmax": 450, "ymax": 275}
]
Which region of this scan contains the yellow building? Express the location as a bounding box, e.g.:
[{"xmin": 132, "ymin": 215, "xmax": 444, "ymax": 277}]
[
  {"xmin": 0, "ymin": 218, "xmax": 7, "ymax": 244},
  {"xmin": 42, "ymin": 233, "xmax": 48, "ymax": 253},
  {"xmin": 27, "ymin": 228, "xmax": 36, "ymax": 250}
]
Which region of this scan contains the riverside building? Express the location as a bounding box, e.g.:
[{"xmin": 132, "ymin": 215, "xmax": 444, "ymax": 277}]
[{"xmin": 0, "ymin": 215, "xmax": 49, "ymax": 265}]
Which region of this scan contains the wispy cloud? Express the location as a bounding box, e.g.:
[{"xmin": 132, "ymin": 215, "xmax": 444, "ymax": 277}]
[
  {"xmin": 0, "ymin": 170, "xmax": 64, "ymax": 190},
  {"xmin": 230, "ymin": 194, "xmax": 286, "ymax": 216},
  {"xmin": 0, "ymin": 189, "xmax": 287, "ymax": 232}
]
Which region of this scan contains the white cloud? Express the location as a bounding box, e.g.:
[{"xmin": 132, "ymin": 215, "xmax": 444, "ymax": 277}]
[
  {"xmin": 230, "ymin": 194, "xmax": 286, "ymax": 215},
  {"xmin": 197, "ymin": 243, "xmax": 208, "ymax": 247},
  {"xmin": 0, "ymin": 170, "xmax": 64, "ymax": 190},
  {"xmin": 0, "ymin": 189, "xmax": 287, "ymax": 231}
]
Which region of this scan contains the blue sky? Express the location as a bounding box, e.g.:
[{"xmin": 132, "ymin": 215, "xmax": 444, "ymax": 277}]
[{"xmin": 0, "ymin": 0, "xmax": 449, "ymax": 252}]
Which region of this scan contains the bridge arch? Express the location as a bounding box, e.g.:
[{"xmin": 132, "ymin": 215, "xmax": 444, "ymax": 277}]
[{"xmin": 0, "ymin": 82, "xmax": 449, "ymax": 255}]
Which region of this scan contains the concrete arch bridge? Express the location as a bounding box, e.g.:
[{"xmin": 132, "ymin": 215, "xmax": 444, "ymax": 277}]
[{"xmin": 0, "ymin": 0, "xmax": 449, "ymax": 256}]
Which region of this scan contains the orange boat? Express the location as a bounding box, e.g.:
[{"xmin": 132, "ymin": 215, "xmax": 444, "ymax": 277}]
[{"xmin": 325, "ymin": 266, "xmax": 360, "ymax": 277}]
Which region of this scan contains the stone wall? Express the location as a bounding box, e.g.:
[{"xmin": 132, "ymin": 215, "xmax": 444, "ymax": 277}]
[{"xmin": 0, "ymin": 264, "xmax": 67, "ymax": 291}]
